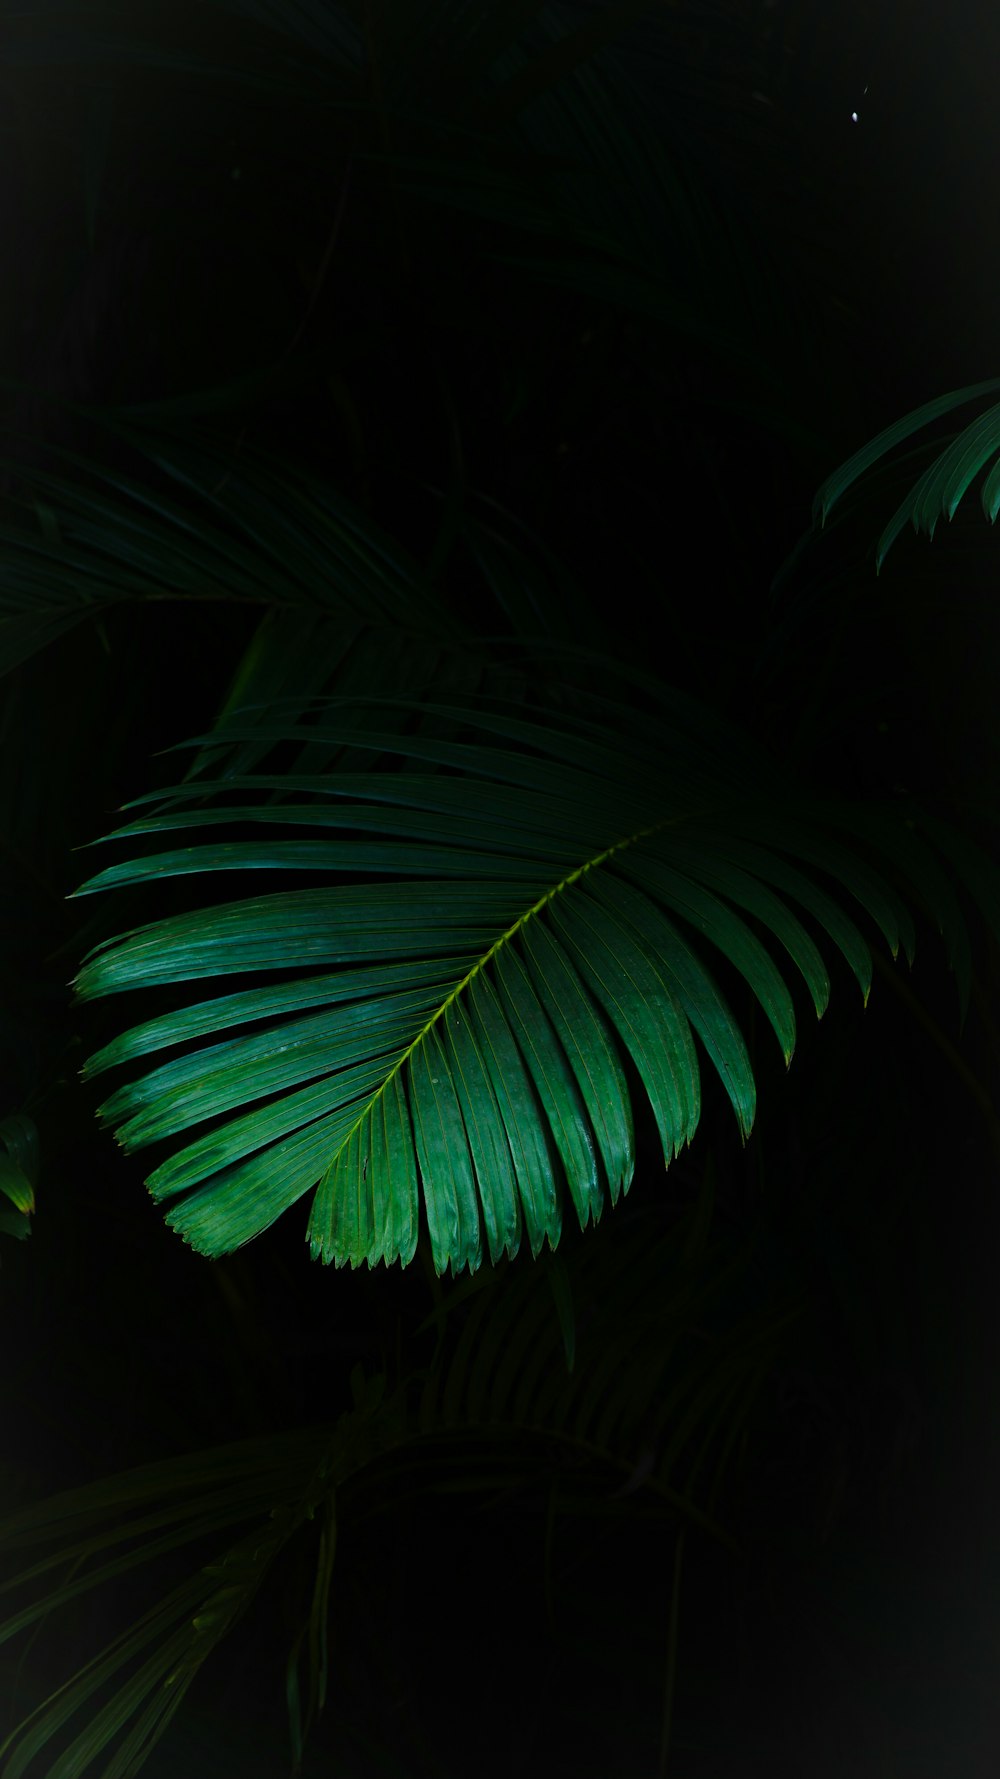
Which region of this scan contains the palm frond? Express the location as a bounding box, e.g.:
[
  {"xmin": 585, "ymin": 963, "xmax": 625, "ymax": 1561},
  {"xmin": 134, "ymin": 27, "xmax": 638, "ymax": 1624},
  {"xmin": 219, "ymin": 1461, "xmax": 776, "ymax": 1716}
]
[
  {"xmin": 811, "ymin": 378, "xmax": 1000, "ymax": 571},
  {"xmin": 413, "ymin": 1187, "xmax": 801, "ymax": 1532},
  {"xmin": 0, "ymin": 1195, "xmax": 785, "ymax": 1775},
  {"xmin": 67, "ymin": 692, "xmax": 981, "ymax": 1276},
  {"xmin": 0, "ymin": 415, "xmax": 454, "ymax": 678}
]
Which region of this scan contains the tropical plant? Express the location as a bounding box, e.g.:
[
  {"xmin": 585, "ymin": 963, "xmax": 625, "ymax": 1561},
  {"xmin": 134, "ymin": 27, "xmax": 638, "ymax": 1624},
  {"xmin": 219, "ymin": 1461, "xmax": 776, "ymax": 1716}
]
[
  {"xmin": 64, "ymin": 641, "xmax": 999, "ymax": 1273},
  {"xmin": 0, "ymin": 3, "xmax": 996, "ymax": 1775}
]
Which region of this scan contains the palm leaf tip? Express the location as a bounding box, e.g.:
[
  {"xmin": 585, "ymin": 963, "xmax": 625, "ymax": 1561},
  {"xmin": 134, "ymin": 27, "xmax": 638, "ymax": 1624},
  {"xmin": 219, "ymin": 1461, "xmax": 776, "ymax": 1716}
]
[{"xmin": 812, "ymin": 380, "xmax": 1000, "ymax": 572}]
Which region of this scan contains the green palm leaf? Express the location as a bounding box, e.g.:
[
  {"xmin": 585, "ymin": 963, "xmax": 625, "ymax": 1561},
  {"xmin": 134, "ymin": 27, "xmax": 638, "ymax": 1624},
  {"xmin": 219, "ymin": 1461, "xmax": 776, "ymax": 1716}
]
[
  {"xmin": 70, "ymin": 693, "xmax": 974, "ymax": 1276},
  {"xmin": 810, "ymin": 377, "xmax": 1000, "ymax": 571}
]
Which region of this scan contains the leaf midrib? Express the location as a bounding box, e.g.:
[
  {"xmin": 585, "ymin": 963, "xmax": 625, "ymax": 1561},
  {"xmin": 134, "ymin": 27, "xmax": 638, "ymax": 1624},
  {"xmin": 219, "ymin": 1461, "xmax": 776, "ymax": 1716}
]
[{"xmin": 326, "ymin": 817, "xmax": 671, "ymax": 1173}]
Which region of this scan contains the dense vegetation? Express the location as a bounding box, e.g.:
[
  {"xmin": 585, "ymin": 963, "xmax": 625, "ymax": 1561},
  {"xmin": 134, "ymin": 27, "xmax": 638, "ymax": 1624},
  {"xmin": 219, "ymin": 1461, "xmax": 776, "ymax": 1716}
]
[{"xmin": 1, "ymin": 4, "xmax": 997, "ymax": 1774}]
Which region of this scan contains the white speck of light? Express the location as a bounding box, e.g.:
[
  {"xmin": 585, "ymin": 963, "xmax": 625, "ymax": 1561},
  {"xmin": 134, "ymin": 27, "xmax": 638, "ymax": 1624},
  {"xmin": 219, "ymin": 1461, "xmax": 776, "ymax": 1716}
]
[{"xmin": 851, "ymin": 111, "xmax": 859, "ymax": 123}]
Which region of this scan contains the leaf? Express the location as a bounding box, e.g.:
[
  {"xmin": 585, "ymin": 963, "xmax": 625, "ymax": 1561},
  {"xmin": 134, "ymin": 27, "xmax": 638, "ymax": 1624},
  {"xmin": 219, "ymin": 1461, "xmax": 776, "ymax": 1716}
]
[
  {"xmin": 0, "ymin": 1406, "xmax": 397, "ymax": 1779},
  {"xmin": 813, "ymin": 378, "xmax": 1000, "ymax": 525},
  {"xmin": 0, "ymin": 1202, "xmax": 777, "ymax": 1776},
  {"xmin": 69, "ymin": 693, "xmax": 972, "ymax": 1275},
  {"xmin": 421, "ymin": 1197, "xmax": 796, "ymax": 1543},
  {"xmin": 808, "ymin": 379, "xmax": 1000, "ymax": 571}
]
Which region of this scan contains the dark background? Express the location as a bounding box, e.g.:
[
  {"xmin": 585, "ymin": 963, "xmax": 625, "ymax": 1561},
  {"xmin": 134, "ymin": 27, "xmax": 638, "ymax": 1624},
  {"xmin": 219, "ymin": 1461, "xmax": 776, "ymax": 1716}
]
[{"xmin": 1, "ymin": 3, "xmax": 998, "ymax": 1774}]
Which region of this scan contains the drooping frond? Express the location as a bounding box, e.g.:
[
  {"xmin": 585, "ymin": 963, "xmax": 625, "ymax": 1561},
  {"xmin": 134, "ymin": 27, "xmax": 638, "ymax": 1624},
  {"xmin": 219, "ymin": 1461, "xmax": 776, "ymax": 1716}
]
[
  {"xmin": 0, "ymin": 1397, "xmax": 398, "ymax": 1779},
  {"xmin": 0, "ymin": 1195, "xmax": 791, "ymax": 1775}
]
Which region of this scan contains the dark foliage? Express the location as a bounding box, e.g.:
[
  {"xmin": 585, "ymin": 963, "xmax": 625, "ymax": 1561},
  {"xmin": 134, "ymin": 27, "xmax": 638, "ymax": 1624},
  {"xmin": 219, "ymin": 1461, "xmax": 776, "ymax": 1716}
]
[{"xmin": 0, "ymin": 4, "xmax": 998, "ymax": 1775}]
